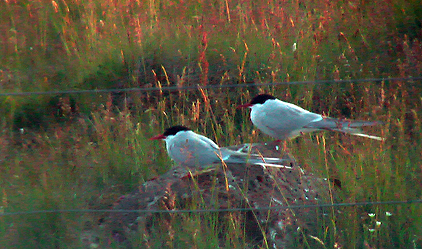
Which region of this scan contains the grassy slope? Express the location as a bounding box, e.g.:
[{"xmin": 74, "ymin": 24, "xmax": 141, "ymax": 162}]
[{"xmin": 0, "ymin": 0, "xmax": 422, "ymax": 248}]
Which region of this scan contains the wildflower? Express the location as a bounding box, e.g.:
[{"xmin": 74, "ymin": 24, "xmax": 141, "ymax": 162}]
[
  {"xmin": 385, "ymin": 211, "xmax": 392, "ymax": 216},
  {"xmin": 368, "ymin": 213, "xmax": 375, "ymax": 218}
]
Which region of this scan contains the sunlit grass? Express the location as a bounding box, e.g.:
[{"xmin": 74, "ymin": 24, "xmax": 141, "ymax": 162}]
[{"xmin": 0, "ymin": 0, "xmax": 421, "ymax": 248}]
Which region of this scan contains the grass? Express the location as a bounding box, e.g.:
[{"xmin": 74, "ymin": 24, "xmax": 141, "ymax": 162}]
[{"xmin": 0, "ymin": 0, "xmax": 422, "ymax": 248}]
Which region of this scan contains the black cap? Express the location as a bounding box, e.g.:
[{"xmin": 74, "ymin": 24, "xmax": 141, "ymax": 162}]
[
  {"xmin": 163, "ymin": 125, "xmax": 191, "ymax": 136},
  {"xmin": 249, "ymin": 94, "xmax": 276, "ymax": 105}
]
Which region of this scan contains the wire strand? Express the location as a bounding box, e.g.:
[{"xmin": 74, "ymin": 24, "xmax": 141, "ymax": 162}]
[
  {"xmin": 1, "ymin": 199, "xmax": 421, "ymax": 216},
  {"xmin": 1, "ymin": 77, "xmax": 421, "ymax": 217},
  {"xmin": 0, "ymin": 76, "xmax": 421, "ymax": 97}
]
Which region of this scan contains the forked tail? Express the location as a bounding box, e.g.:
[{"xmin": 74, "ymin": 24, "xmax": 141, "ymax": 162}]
[
  {"xmin": 305, "ymin": 118, "xmax": 384, "ymax": 141},
  {"xmin": 221, "ymin": 148, "xmax": 289, "ymax": 165}
]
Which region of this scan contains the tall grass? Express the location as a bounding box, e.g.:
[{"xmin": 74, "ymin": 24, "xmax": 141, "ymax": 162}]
[{"xmin": 0, "ymin": 0, "xmax": 421, "ymax": 248}]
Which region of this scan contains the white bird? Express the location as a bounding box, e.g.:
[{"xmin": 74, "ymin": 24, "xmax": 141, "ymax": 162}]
[
  {"xmin": 238, "ymin": 93, "xmax": 383, "ymax": 141},
  {"xmin": 150, "ymin": 125, "xmax": 288, "ymax": 167}
]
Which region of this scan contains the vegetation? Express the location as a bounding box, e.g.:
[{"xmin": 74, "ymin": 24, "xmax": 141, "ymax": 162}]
[{"xmin": 0, "ymin": 0, "xmax": 421, "ymax": 248}]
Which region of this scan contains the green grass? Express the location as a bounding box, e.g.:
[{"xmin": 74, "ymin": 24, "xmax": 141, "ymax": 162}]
[{"xmin": 1, "ymin": 0, "xmax": 422, "ymax": 248}]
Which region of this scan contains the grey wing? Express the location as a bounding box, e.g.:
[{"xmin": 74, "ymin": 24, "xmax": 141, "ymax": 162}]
[
  {"xmin": 191, "ymin": 134, "xmax": 223, "ymax": 164},
  {"xmin": 196, "ymin": 134, "xmax": 221, "ymax": 151},
  {"xmin": 168, "ymin": 133, "xmax": 221, "ymax": 166},
  {"xmin": 256, "ymin": 102, "xmax": 322, "ymax": 139}
]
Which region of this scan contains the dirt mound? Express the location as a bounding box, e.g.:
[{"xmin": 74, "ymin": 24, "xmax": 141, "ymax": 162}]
[{"xmin": 108, "ymin": 143, "xmax": 335, "ymax": 248}]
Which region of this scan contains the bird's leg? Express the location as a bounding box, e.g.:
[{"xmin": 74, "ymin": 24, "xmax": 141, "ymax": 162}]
[
  {"xmin": 282, "ymin": 140, "xmax": 288, "ymax": 152},
  {"xmin": 277, "ymin": 139, "xmax": 297, "ymax": 167}
]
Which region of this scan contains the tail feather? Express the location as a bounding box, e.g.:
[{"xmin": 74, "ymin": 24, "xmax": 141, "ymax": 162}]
[
  {"xmin": 307, "ymin": 118, "xmax": 383, "ymax": 129},
  {"xmin": 305, "ymin": 118, "xmax": 384, "ymax": 140},
  {"xmin": 221, "ymin": 148, "xmax": 287, "ymax": 165},
  {"xmin": 346, "ymin": 132, "xmax": 384, "ymax": 141},
  {"xmin": 246, "ymin": 156, "xmax": 288, "ymax": 164},
  {"xmin": 341, "ymin": 120, "xmax": 384, "ymax": 128},
  {"xmin": 255, "ymin": 163, "xmax": 293, "ymax": 168}
]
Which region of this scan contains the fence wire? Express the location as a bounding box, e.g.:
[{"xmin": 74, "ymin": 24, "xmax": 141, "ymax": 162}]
[
  {"xmin": 1, "ymin": 199, "xmax": 421, "ymax": 217},
  {"xmin": 1, "ymin": 76, "xmax": 421, "ymax": 217},
  {"xmin": 0, "ymin": 76, "xmax": 421, "ymax": 97}
]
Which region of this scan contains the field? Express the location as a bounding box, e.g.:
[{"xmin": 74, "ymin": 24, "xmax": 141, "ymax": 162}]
[{"xmin": 1, "ymin": 0, "xmax": 422, "ymax": 248}]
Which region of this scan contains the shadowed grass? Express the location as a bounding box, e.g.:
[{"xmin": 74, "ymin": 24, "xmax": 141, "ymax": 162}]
[
  {"xmin": 1, "ymin": 84, "xmax": 422, "ymax": 247},
  {"xmin": 1, "ymin": 0, "xmax": 422, "ymax": 248}
]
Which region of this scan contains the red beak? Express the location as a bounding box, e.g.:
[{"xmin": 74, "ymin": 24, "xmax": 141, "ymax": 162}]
[
  {"xmin": 149, "ymin": 134, "xmax": 166, "ymax": 140},
  {"xmin": 237, "ymin": 103, "xmax": 252, "ymax": 109}
]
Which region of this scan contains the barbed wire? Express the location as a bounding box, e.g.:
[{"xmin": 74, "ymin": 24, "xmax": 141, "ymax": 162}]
[
  {"xmin": 1, "ymin": 199, "xmax": 421, "ymax": 217},
  {"xmin": 0, "ymin": 76, "xmax": 421, "ymax": 97}
]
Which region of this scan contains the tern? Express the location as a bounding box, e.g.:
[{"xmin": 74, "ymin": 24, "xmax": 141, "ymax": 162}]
[
  {"xmin": 150, "ymin": 125, "xmax": 289, "ymax": 167},
  {"xmin": 238, "ymin": 93, "xmax": 383, "ymax": 141}
]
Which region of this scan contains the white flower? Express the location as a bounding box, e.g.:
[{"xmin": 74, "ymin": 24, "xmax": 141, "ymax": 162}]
[
  {"xmin": 368, "ymin": 213, "xmax": 375, "ymax": 217},
  {"xmin": 385, "ymin": 211, "xmax": 392, "ymax": 216}
]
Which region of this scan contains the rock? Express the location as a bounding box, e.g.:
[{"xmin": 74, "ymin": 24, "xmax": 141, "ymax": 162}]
[{"xmin": 108, "ymin": 144, "xmax": 334, "ymax": 248}]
